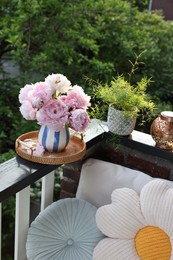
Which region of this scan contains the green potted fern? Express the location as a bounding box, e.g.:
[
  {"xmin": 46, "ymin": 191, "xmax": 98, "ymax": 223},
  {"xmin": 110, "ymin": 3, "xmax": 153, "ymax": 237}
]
[{"xmin": 88, "ymin": 53, "xmax": 155, "ymax": 135}]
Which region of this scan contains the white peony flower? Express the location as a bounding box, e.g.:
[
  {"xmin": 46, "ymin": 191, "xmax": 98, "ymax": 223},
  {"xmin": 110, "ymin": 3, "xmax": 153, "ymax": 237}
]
[{"xmin": 45, "ymin": 73, "xmax": 71, "ymax": 93}]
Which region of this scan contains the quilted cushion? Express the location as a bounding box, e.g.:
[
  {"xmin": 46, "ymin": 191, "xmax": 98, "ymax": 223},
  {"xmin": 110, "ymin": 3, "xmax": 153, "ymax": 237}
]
[{"xmin": 26, "ymin": 198, "xmax": 104, "ymax": 260}]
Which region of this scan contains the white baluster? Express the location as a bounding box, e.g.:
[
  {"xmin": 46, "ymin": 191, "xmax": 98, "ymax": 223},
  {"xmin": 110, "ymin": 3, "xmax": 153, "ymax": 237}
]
[
  {"xmin": 14, "ymin": 186, "xmax": 30, "ymax": 260},
  {"xmin": 41, "ymin": 171, "xmax": 55, "ymax": 211}
]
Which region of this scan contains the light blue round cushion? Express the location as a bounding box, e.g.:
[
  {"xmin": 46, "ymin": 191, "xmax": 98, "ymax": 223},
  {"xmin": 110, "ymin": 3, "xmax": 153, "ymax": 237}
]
[{"xmin": 26, "ymin": 198, "xmax": 104, "ymax": 260}]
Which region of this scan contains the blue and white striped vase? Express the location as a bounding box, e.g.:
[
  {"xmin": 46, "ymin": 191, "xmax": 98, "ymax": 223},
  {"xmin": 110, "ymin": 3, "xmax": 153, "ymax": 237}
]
[{"xmin": 38, "ymin": 125, "xmax": 70, "ymax": 152}]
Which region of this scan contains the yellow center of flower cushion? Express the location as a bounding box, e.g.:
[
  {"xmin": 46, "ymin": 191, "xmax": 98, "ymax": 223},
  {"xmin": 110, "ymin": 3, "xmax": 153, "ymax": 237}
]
[{"xmin": 135, "ymin": 226, "xmax": 171, "ymax": 260}]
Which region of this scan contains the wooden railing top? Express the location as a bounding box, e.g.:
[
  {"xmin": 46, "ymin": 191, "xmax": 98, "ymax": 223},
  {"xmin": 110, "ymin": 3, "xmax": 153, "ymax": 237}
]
[{"xmin": 0, "ymin": 156, "xmax": 58, "ymax": 202}]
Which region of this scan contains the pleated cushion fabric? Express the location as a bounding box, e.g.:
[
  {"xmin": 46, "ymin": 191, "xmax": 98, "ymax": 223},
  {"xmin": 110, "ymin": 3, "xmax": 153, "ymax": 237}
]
[{"xmin": 26, "ymin": 198, "xmax": 104, "ymax": 260}]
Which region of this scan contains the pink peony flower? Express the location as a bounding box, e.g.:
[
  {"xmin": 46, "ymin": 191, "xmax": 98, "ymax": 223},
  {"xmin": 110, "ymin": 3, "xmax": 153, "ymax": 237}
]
[
  {"xmin": 19, "ymin": 73, "xmax": 91, "ymax": 133},
  {"xmin": 69, "ymin": 109, "xmax": 90, "ymax": 132},
  {"xmin": 36, "ymin": 99, "xmax": 69, "ymax": 131},
  {"xmin": 31, "ymin": 97, "xmax": 43, "ymax": 109},
  {"xmin": 45, "ymin": 73, "xmax": 71, "ymax": 93},
  {"xmin": 32, "ymin": 82, "xmax": 53, "ymax": 109},
  {"xmin": 19, "ymin": 84, "xmax": 34, "ymax": 104},
  {"xmin": 65, "ymin": 85, "xmax": 91, "ymax": 110},
  {"xmin": 19, "ymin": 101, "xmax": 37, "ymax": 120}
]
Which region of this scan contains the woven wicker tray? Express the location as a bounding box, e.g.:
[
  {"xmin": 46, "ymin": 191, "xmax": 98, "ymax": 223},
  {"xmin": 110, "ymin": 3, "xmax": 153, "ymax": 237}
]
[{"xmin": 15, "ymin": 131, "xmax": 86, "ymax": 165}]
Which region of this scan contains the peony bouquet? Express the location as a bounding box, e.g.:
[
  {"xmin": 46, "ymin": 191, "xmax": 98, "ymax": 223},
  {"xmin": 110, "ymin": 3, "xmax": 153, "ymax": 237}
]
[{"xmin": 19, "ymin": 73, "xmax": 91, "ymax": 132}]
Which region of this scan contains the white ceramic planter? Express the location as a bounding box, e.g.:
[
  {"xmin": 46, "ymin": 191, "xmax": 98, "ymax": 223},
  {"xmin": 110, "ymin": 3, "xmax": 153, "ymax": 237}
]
[{"xmin": 107, "ymin": 105, "xmax": 136, "ymax": 135}]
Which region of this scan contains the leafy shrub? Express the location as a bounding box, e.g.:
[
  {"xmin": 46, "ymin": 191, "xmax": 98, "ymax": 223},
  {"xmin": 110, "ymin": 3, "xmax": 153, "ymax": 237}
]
[{"xmin": 1, "ymin": 0, "xmax": 173, "ymax": 103}]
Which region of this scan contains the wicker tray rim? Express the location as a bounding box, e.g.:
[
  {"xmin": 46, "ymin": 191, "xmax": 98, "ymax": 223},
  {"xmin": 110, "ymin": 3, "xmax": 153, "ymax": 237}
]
[{"xmin": 15, "ymin": 131, "xmax": 86, "ymax": 165}]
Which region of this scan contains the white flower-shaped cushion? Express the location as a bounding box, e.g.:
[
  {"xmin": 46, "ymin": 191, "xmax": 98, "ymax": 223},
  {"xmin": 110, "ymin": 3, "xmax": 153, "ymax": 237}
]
[
  {"xmin": 26, "ymin": 198, "xmax": 104, "ymax": 260},
  {"xmin": 93, "ymin": 179, "xmax": 173, "ymax": 260}
]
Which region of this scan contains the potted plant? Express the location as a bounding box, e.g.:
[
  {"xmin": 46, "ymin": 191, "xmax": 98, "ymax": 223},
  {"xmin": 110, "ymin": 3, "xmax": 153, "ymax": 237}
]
[{"xmin": 88, "ymin": 53, "xmax": 155, "ymax": 135}]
